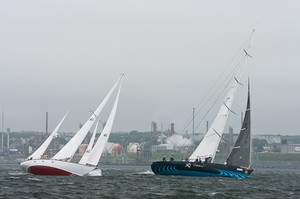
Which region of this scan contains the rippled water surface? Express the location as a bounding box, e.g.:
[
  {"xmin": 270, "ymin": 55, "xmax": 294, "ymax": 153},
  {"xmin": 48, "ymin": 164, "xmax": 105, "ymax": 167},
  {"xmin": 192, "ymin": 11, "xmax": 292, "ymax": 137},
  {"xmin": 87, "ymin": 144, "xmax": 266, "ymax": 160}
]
[{"xmin": 1, "ymin": 164, "xmax": 300, "ymax": 198}]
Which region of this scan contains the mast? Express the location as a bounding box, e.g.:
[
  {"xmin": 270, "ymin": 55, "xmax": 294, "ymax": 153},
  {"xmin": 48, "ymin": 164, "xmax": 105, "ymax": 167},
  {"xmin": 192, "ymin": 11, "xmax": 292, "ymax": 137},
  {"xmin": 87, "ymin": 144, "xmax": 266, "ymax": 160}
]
[
  {"xmin": 241, "ymin": 112, "xmax": 243, "ymax": 126},
  {"xmin": 189, "ymin": 30, "xmax": 255, "ymax": 162},
  {"xmin": 1, "ymin": 111, "xmax": 3, "ymax": 152},
  {"xmin": 7, "ymin": 128, "xmax": 9, "ymax": 151},
  {"xmin": 248, "ymin": 79, "xmax": 252, "ymax": 167},
  {"xmin": 161, "ymin": 123, "xmax": 163, "ymax": 144},
  {"xmin": 192, "ymin": 107, "xmax": 195, "ymax": 143}
]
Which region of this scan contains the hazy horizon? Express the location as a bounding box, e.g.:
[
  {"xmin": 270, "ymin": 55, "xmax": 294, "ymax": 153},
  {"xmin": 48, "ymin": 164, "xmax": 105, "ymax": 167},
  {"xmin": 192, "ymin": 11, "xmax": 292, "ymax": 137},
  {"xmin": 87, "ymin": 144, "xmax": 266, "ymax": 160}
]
[{"xmin": 1, "ymin": 1, "xmax": 300, "ymax": 135}]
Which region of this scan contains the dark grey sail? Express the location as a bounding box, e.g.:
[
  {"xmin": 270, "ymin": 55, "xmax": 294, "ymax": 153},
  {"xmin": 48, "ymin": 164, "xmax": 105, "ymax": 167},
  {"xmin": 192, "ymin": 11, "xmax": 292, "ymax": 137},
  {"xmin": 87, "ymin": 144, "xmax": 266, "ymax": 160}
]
[{"xmin": 226, "ymin": 81, "xmax": 251, "ymax": 167}]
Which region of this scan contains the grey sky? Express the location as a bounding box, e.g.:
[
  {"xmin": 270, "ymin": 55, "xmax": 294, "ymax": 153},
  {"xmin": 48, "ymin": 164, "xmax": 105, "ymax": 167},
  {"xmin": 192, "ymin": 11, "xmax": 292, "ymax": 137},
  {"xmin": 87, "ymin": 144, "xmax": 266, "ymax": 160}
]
[{"xmin": 1, "ymin": 0, "xmax": 299, "ymax": 135}]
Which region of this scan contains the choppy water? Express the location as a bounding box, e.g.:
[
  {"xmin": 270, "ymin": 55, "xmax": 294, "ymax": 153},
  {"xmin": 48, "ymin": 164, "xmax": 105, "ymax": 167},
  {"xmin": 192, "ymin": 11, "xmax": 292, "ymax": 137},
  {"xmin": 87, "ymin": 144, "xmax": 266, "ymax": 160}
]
[{"xmin": 1, "ymin": 164, "xmax": 300, "ymax": 199}]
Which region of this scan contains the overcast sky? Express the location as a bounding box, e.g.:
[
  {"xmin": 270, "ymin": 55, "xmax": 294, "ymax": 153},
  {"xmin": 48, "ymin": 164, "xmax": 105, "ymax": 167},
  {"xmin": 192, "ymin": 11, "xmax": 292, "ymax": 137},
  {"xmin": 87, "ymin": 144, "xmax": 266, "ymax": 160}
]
[{"xmin": 1, "ymin": 0, "xmax": 299, "ymax": 135}]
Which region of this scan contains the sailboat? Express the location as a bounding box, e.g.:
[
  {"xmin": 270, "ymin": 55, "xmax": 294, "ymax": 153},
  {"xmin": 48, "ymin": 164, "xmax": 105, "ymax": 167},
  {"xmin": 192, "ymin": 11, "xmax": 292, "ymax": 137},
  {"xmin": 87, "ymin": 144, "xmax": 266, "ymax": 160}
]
[
  {"xmin": 151, "ymin": 31, "xmax": 255, "ymax": 179},
  {"xmin": 20, "ymin": 74, "xmax": 124, "ymax": 176}
]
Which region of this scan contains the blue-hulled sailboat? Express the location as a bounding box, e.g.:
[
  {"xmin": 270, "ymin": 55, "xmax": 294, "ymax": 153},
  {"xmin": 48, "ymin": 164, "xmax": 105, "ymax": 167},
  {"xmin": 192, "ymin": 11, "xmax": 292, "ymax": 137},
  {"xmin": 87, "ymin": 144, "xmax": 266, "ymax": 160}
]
[{"xmin": 151, "ymin": 31, "xmax": 255, "ymax": 179}]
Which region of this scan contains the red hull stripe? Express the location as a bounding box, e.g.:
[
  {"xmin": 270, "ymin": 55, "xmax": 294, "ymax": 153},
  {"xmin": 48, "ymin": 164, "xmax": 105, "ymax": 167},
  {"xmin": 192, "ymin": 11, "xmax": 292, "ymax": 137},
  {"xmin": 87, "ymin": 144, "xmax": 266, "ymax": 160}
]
[{"xmin": 27, "ymin": 165, "xmax": 75, "ymax": 176}]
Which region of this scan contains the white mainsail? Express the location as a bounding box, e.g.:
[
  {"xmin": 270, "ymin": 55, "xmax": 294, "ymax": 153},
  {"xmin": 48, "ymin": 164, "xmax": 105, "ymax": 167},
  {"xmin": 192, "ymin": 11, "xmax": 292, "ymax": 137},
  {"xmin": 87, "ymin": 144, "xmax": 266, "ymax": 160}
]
[
  {"xmin": 189, "ymin": 80, "xmax": 240, "ymax": 161},
  {"xmin": 28, "ymin": 112, "xmax": 68, "ymax": 160},
  {"xmin": 52, "ymin": 76, "xmax": 122, "ymax": 161},
  {"xmin": 189, "ymin": 30, "xmax": 255, "ymax": 162},
  {"xmin": 78, "ymin": 120, "xmax": 99, "ymax": 165},
  {"xmin": 85, "ymin": 76, "xmax": 123, "ymax": 166}
]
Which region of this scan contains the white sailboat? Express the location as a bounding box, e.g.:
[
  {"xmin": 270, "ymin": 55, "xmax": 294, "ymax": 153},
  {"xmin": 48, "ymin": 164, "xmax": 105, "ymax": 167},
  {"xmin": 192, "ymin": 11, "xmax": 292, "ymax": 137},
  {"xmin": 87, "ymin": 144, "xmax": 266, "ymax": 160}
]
[{"xmin": 20, "ymin": 74, "xmax": 124, "ymax": 176}]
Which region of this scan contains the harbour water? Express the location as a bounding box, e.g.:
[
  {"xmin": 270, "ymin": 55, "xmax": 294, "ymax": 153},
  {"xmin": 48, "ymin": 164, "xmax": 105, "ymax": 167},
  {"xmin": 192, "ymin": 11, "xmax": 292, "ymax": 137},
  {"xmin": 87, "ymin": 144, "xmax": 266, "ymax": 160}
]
[{"xmin": 1, "ymin": 163, "xmax": 300, "ymax": 199}]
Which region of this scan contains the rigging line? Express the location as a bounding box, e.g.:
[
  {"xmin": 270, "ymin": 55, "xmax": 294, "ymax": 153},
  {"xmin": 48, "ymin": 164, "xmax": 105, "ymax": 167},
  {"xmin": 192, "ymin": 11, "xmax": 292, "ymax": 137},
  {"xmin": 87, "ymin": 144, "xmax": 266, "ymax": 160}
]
[
  {"xmin": 177, "ymin": 59, "xmax": 241, "ymax": 136},
  {"xmin": 176, "ymin": 39, "xmax": 248, "ymax": 136},
  {"xmin": 172, "ymin": 35, "xmax": 253, "ymax": 150},
  {"xmin": 89, "ymin": 108, "xmax": 105, "ymax": 125},
  {"xmin": 192, "ymin": 44, "xmax": 250, "ymax": 133},
  {"xmin": 243, "ymin": 49, "xmax": 253, "ymax": 58},
  {"xmin": 234, "ymin": 77, "xmax": 244, "ymax": 86},
  {"xmin": 174, "ymin": 77, "xmax": 239, "ymax": 154},
  {"xmin": 193, "ymin": 61, "xmax": 242, "ymax": 132},
  {"xmin": 184, "ymin": 54, "xmax": 244, "ymax": 134},
  {"xmin": 213, "ymin": 129, "xmax": 230, "ymax": 143},
  {"xmin": 223, "ymin": 102, "xmax": 238, "ymax": 115},
  {"xmin": 193, "ymin": 75, "xmax": 233, "ymax": 132},
  {"xmin": 175, "ymin": 32, "xmax": 255, "ymax": 156},
  {"xmin": 195, "ymin": 70, "xmax": 246, "ymax": 137},
  {"xmin": 174, "ymin": 58, "xmax": 245, "ymax": 151},
  {"xmin": 173, "ymin": 59, "xmax": 244, "ymax": 150},
  {"xmin": 172, "ymin": 135, "xmax": 193, "ymax": 157},
  {"xmin": 174, "ymin": 76, "xmax": 240, "ymax": 157}
]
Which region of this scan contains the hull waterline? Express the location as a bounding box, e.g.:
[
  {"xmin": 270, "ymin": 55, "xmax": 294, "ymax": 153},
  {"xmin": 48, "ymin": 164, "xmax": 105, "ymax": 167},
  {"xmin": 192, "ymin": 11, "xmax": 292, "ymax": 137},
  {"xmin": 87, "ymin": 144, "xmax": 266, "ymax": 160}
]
[
  {"xmin": 20, "ymin": 159, "xmax": 98, "ymax": 176},
  {"xmin": 151, "ymin": 161, "xmax": 253, "ymax": 179}
]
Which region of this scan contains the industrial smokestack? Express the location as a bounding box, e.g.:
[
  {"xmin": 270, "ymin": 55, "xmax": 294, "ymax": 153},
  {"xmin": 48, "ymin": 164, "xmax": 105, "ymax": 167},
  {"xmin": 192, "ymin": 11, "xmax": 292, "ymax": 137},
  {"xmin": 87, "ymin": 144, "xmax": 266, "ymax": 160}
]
[
  {"xmin": 206, "ymin": 121, "xmax": 209, "ymax": 133},
  {"xmin": 46, "ymin": 112, "xmax": 48, "ymax": 135},
  {"xmin": 7, "ymin": 128, "xmax": 10, "ymax": 150},
  {"xmin": 170, "ymin": 123, "xmax": 175, "ymax": 134}
]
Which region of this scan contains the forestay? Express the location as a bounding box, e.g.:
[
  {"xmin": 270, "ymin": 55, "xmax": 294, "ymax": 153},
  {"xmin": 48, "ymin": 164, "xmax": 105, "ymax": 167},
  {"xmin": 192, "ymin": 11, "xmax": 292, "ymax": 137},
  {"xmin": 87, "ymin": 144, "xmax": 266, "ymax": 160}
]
[{"xmin": 52, "ymin": 76, "xmax": 122, "ymax": 161}]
